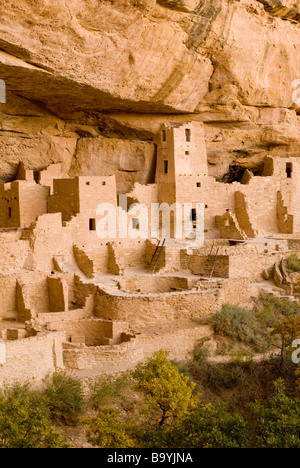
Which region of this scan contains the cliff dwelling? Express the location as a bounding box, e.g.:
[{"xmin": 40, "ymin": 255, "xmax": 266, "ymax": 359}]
[{"xmin": 0, "ymin": 121, "xmax": 299, "ymax": 383}]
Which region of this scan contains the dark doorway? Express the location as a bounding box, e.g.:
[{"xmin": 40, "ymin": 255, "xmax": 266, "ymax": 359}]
[
  {"xmin": 286, "ymin": 163, "xmax": 293, "ymax": 179},
  {"xmin": 89, "ymin": 219, "xmax": 96, "ymax": 231}
]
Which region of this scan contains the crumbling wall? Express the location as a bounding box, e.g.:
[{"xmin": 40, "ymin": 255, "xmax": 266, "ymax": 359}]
[
  {"xmin": 48, "ymin": 178, "xmax": 79, "ymax": 223},
  {"xmin": 47, "ymin": 274, "xmax": 68, "ymax": 312},
  {"xmin": 45, "ymin": 318, "xmax": 129, "ymax": 346},
  {"xmin": 94, "ymin": 288, "xmax": 217, "ymax": 330},
  {"xmin": 180, "ymin": 250, "xmax": 230, "ymax": 278},
  {"xmin": 0, "ymin": 240, "xmax": 31, "ymax": 272},
  {"xmin": 21, "ymin": 213, "xmax": 73, "ymax": 272},
  {"xmin": 118, "ymin": 275, "xmax": 195, "ymax": 294},
  {"xmin": 73, "ymin": 275, "xmax": 97, "ymax": 309},
  {"xmin": 215, "ymin": 211, "xmax": 247, "ymax": 240},
  {"xmin": 0, "ymin": 331, "xmax": 65, "ymax": 386},
  {"xmin": 18, "ymin": 182, "xmax": 50, "ymax": 228},
  {"xmin": 235, "ymin": 191, "xmax": 258, "ymax": 238},
  {"xmin": 146, "ymin": 239, "xmax": 166, "ymax": 272},
  {"xmin": 0, "ymin": 275, "xmax": 17, "ymax": 320},
  {"xmin": 63, "ymin": 324, "xmax": 212, "ymax": 371},
  {"xmin": 73, "ymin": 245, "xmax": 94, "ymax": 278},
  {"xmin": 15, "ymin": 271, "xmax": 50, "ymax": 317},
  {"xmin": 38, "ymin": 163, "xmax": 62, "ymax": 193},
  {"xmin": 277, "ymin": 191, "xmax": 294, "ymax": 233},
  {"xmin": 108, "ymin": 240, "xmax": 147, "ymax": 275}
]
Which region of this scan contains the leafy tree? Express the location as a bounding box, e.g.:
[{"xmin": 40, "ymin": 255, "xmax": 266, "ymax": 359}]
[
  {"xmin": 143, "ymin": 401, "xmax": 250, "ymax": 448},
  {"xmin": 43, "ymin": 371, "xmax": 85, "ymax": 426},
  {"xmin": 249, "ymin": 379, "xmax": 300, "ymax": 448},
  {"xmin": 271, "ymin": 316, "xmax": 300, "ymax": 365},
  {"xmin": 0, "ymin": 383, "xmax": 69, "ymax": 448},
  {"xmin": 133, "ymin": 350, "xmax": 198, "ymax": 426},
  {"xmin": 85, "ymin": 408, "xmax": 136, "ymax": 448}
]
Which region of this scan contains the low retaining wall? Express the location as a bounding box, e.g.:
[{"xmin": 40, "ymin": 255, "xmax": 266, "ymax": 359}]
[
  {"xmin": 117, "ymin": 275, "xmax": 197, "ymax": 294},
  {"xmin": 63, "ymin": 324, "xmax": 212, "ymax": 371},
  {"xmin": 0, "ymin": 331, "xmax": 65, "ymax": 386},
  {"xmin": 94, "ymin": 288, "xmax": 217, "ymax": 330}
]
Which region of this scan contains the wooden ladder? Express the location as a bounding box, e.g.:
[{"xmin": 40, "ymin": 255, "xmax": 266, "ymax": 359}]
[
  {"xmin": 203, "ymin": 245, "xmax": 219, "ymax": 278},
  {"xmin": 149, "ymin": 239, "xmax": 166, "ymax": 274}
]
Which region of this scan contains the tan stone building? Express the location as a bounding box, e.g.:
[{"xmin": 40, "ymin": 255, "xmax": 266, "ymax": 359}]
[
  {"xmin": 1, "ymin": 122, "xmax": 300, "ymax": 385},
  {"xmin": 0, "ymin": 180, "xmax": 49, "ymax": 229}
]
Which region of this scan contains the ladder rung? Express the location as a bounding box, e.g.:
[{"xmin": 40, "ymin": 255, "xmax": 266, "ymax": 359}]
[
  {"xmin": 152, "ymin": 239, "xmax": 166, "ymax": 273},
  {"xmin": 202, "ymin": 245, "xmax": 219, "ymax": 277}
]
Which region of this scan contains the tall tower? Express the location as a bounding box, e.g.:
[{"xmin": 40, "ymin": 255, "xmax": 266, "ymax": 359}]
[
  {"xmin": 155, "ymin": 122, "xmax": 208, "ymax": 239},
  {"xmin": 155, "ymin": 121, "xmax": 208, "ymax": 205}
]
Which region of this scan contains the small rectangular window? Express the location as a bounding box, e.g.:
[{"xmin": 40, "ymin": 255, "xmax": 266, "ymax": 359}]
[
  {"xmin": 164, "ymin": 160, "xmax": 169, "ymax": 174},
  {"xmin": 191, "ymin": 208, "xmax": 197, "ymax": 222},
  {"xmin": 89, "ymin": 219, "xmax": 96, "ymax": 231},
  {"xmin": 286, "ymin": 162, "xmax": 293, "ymax": 179},
  {"xmin": 162, "ymin": 130, "xmax": 166, "ymax": 142},
  {"xmin": 185, "ymin": 129, "xmax": 191, "ymax": 142},
  {"xmin": 8, "ymin": 207, "xmax": 12, "ymax": 219},
  {"xmin": 197, "ymin": 182, "xmax": 201, "ymax": 188},
  {"xmin": 34, "ymin": 171, "xmax": 39, "ymax": 183}
]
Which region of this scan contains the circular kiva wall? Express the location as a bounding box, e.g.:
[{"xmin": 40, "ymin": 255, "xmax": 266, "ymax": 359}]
[{"xmin": 117, "ymin": 275, "xmax": 197, "ymax": 294}]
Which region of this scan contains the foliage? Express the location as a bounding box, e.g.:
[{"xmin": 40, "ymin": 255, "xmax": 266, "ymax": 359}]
[
  {"xmin": 258, "ymin": 293, "xmax": 300, "ymax": 324},
  {"xmin": 85, "ymin": 408, "xmax": 136, "ymax": 448},
  {"xmin": 271, "ymin": 316, "xmax": 300, "ymax": 364},
  {"xmin": 295, "ymin": 365, "xmax": 300, "ymax": 391},
  {"xmin": 286, "ymin": 254, "xmax": 300, "ymax": 273},
  {"xmin": 192, "ymin": 341, "xmax": 210, "ymax": 364},
  {"xmin": 43, "ymin": 371, "xmax": 85, "ymax": 426},
  {"xmin": 143, "ymin": 401, "xmax": 250, "ymax": 448},
  {"xmin": 0, "ymin": 383, "xmax": 69, "ymax": 448},
  {"xmin": 143, "ymin": 379, "xmax": 300, "ymax": 449},
  {"xmin": 249, "ymin": 379, "xmax": 300, "ymax": 448},
  {"xmin": 210, "ymin": 305, "xmax": 268, "ymax": 351},
  {"xmin": 133, "ymin": 350, "xmax": 198, "ymax": 426},
  {"xmin": 89, "ymin": 373, "xmax": 132, "ymax": 410}
]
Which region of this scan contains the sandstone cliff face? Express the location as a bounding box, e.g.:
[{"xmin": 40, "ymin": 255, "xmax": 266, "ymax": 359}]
[{"xmin": 0, "ymin": 0, "xmax": 300, "ymax": 188}]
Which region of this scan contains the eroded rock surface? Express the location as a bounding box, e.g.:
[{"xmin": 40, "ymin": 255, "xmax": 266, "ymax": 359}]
[{"xmin": 1, "ymin": 0, "xmax": 300, "ymax": 187}]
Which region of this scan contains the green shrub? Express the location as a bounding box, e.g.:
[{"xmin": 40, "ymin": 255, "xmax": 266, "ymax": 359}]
[
  {"xmin": 286, "ymin": 254, "xmax": 300, "ymax": 273},
  {"xmin": 210, "ymin": 305, "xmax": 268, "ymax": 352},
  {"xmin": 43, "ymin": 371, "xmax": 85, "ymax": 426},
  {"xmin": 189, "ymin": 360, "xmax": 245, "ymax": 393},
  {"xmin": 143, "ymin": 401, "xmax": 250, "ymax": 448},
  {"xmin": 0, "ymin": 382, "xmax": 69, "ymax": 448},
  {"xmin": 192, "ymin": 341, "xmax": 210, "ymax": 364},
  {"xmin": 85, "ymin": 408, "xmax": 136, "ymax": 448},
  {"xmin": 249, "ymin": 379, "xmax": 300, "ymax": 448},
  {"xmin": 89, "ymin": 373, "xmax": 132, "ymax": 410},
  {"xmin": 259, "ymin": 293, "xmax": 300, "ymax": 322},
  {"xmin": 143, "ymin": 379, "xmax": 300, "ymax": 449}
]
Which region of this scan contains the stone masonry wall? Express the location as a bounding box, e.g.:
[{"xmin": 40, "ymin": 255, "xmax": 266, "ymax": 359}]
[
  {"xmin": 0, "ymin": 331, "xmax": 65, "ymax": 386},
  {"xmin": 94, "ymin": 288, "xmax": 217, "ymax": 331},
  {"xmin": 63, "ymin": 324, "xmax": 212, "ymax": 371}
]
